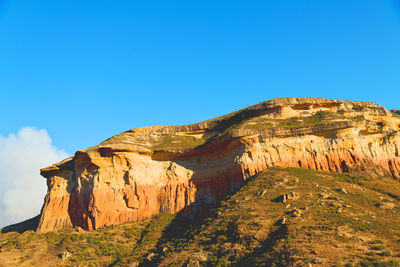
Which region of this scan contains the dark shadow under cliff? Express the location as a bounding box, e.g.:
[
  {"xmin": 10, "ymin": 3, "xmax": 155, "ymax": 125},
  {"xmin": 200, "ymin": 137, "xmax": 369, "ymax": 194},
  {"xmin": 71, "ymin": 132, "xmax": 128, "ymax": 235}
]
[{"xmin": 1, "ymin": 215, "xmax": 40, "ymax": 234}]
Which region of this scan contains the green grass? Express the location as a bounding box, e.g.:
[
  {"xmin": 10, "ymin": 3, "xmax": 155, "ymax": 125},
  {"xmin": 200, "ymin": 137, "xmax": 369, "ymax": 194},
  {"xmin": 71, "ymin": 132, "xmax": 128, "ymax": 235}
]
[
  {"xmin": 152, "ymin": 134, "xmax": 207, "ymax": 151},
  {"xmin": 145, "ymin": 107, "xmax": 382, "ymax": 151},
  {"xmin": 278, "ymin": 111, "xmax": 335, "ymax": 128},
  {"xmin": 217, "ymin": 111, "xmax": 341, "ymax": 135}
]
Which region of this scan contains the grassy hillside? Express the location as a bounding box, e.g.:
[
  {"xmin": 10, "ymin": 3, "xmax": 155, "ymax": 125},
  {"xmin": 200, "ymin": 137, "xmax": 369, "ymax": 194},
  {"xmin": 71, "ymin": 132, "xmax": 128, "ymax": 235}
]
[
  {"xmin": 0, "ymin": 213, "xmax": 175, "ymax": 267},
  {"xmin": 2, "ymin": 168, "xmax": 400, "ymax": 266},
  {"xmin": 151, "ymin": 168, "xmax": 400, "ymax": 267}
]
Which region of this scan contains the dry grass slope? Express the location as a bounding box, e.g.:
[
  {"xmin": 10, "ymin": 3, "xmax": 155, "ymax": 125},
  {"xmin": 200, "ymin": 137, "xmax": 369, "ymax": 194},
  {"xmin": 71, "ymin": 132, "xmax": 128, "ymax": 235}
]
[
  {"xmin": 2, "ymin": 168, "xmax": 400, "ymax": 266},
  {"xmin": 151, "ymin": 168, "xmax": 400, "ymax": 266}
]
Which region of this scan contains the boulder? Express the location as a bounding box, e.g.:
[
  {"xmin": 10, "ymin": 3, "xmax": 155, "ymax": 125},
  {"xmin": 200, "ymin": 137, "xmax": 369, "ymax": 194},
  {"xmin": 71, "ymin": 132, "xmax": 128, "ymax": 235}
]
[
  {"xmin": 276, "ymin": 217, "xmax": 286, "ymax": 225},
  {"xmin": 375, "ymin": 202, "xmax": 395, "ymax": 209},
  {"xmin": 287, "ymin": 208, "xmax": 302, "ymax": 217},
  {"xmin": 146, "ymin": 252, "xmax": 156, "ymax": 261},
  {"xmin": 61, "ymin": 251, "xmax": 71, "ymax": 260},
  {"xmin": 319, "ymin": 193, "xmax": 330, "ymax": 199},
  {"xmin": 336, "ymin": 188, "xmax": 348, "ymax": 194},
  {"xmin": 275, "ymin": 192, "xmax": 300, "ymax": 203}
]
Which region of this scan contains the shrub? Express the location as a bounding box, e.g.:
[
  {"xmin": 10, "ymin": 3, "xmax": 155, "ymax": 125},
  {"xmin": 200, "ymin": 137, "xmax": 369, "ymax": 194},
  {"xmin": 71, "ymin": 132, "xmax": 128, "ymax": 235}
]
[{"xmin": 353, "ymin": 105, "xmax": 364, "ymax": 111}]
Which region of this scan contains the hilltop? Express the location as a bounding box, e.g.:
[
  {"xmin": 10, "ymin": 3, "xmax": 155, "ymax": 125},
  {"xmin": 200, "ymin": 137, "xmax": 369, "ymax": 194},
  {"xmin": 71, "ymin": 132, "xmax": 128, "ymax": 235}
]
[{"xmin": 33, "ymin": 97, "xmax": 400, "ymax": 233}]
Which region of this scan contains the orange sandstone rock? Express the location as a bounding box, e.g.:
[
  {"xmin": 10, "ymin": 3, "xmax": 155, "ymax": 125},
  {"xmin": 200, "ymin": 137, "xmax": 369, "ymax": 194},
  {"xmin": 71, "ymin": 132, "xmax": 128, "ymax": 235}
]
[{"xmin": 36, "ymin": 98, "xmax": 400, "ymax": 232}]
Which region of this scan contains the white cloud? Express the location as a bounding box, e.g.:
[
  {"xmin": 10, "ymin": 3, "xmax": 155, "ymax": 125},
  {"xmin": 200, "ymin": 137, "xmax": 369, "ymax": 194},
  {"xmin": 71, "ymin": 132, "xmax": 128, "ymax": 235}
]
[{"xmin": 0, "ymin": 127, "xmax": 68, "ymax": 228}]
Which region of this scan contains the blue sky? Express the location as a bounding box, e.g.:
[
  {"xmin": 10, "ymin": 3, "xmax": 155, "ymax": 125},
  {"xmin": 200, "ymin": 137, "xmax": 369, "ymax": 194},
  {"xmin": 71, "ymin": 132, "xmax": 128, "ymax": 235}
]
[{"xmin": 1, "ymin": 0, "xmax": 400, "ymax": 154}]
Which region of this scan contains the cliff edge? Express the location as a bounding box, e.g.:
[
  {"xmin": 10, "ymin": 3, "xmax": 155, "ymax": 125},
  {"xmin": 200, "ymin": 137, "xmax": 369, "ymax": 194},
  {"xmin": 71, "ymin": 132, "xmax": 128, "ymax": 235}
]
[{"xmin": 36, "ymin": 98, "xmax": 400, "ymax": 232}]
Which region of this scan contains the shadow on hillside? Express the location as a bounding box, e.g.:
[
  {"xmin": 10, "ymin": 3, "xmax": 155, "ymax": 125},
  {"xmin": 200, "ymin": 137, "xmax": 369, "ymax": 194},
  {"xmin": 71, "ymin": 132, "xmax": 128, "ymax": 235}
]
[
  {"xmin": 139, "ymin": 201, "xmax": 220, "ymax": 266},
  {"xmin": 1, "ymin": 215, "xmax": 40, "ymax": 234},
  {"xmin": 141, "ymin": 214, "xmax": 290, "ymax": 267},
  {"xmin": 235, "ymin": 224, "xmax": 290, "ymax": 266},
  {"xmin": 137, "ymin": 171, "xmax": 258, "ymax": 267},
  {"xmin": 134, "ymin": 166, "xmax": 290, "ymax": 266}
]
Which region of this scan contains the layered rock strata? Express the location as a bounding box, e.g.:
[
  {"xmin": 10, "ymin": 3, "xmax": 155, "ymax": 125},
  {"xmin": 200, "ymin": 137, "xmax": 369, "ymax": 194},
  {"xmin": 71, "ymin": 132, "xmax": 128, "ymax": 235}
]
[{"xmin": 37, "ymin": 98, "xmax": 400, "ymax": 232}]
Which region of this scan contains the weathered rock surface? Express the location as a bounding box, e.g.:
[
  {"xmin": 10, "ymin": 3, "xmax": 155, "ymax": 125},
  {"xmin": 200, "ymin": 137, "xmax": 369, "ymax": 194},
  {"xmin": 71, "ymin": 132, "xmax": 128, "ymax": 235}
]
[
  {"xmin": 61, "ymin": 251, "xmax": 71, "ymax": 260},
  {"xmin": 287, "ymin": 208, "xmax": 302, "ymax": 217},
  {"xmin": 275, "ymin": 192, "xmax": 300, "ymax": 203},
  {"xmin": 36, "ymin": 98, "xmax": 400, "ymax": 232},
  {"xmin": 375, "ymin": 201, "xmax": 395, "ymax": 209}
]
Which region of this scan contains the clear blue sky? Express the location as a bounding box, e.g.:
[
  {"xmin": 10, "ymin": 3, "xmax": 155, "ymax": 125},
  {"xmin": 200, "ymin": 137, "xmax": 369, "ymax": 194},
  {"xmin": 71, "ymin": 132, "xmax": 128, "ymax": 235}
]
[{"xmin": 1, "ymin": 0, "xmax": 400, "ymax": 154}]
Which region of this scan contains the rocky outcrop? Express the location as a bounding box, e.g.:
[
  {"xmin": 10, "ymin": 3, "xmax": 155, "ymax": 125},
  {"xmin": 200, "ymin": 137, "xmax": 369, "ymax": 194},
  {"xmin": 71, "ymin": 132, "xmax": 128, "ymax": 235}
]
[{"xmin": 36, "ymin": 98, "xmax": 400, "ymax": 232}]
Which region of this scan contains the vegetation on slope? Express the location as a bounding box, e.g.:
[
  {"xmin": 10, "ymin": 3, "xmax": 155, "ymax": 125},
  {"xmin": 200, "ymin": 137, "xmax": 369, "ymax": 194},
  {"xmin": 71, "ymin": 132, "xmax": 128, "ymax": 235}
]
[
  {"xmin": 2, "ymin": 168, "xmax": 400, "ymax": 266},
  {"xmin": 0, "ymin": 213, "xmax": 175, "ymax": 267},
  {"xmin": 152, "ymin": 134, "xmax": 207, "ymax": 151},
  {"xmin": 150, "ymin": 168, "xmax": 400, "ymax": 266},
  {"xmin": 147, "ymin": 110, "xmax": 372, "ymax": 151}
]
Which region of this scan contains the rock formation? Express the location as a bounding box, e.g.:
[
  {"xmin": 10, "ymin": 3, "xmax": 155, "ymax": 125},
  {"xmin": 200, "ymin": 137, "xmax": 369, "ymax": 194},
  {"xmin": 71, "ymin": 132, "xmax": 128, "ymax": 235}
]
[{"xmin": 36, "ymin": 98, "xmax": 400, "ymax": 232}]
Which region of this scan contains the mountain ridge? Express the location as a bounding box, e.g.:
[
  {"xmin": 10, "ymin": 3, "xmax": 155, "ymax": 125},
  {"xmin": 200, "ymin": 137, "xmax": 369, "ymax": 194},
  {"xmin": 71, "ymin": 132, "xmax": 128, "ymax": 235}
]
[{"xmin": 25, "ymin": 97, "xmax": 400, "ymax": 232}]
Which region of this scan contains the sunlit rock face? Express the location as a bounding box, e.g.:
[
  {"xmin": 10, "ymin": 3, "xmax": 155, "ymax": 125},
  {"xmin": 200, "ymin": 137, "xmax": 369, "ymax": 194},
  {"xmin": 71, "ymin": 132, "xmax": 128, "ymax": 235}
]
[{"xmin": 37, "ymin": 98, "xmax": 400, "ymax": 232}]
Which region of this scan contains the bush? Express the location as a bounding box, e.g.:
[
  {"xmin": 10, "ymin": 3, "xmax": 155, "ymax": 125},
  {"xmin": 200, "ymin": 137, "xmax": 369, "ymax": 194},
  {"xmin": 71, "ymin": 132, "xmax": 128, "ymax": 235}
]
[
  {"xmin": 371, "ymin": 245, "xmax": 385, "ymax": 251},
  {"xmin": 353, "ymin": 105, "xmax": 364, "ymax": 111}
]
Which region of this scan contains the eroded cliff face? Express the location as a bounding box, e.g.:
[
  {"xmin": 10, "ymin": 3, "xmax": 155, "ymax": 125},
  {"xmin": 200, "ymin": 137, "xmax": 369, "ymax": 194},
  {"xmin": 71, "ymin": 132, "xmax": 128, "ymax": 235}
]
[{"xmin": 37, "ymin": 98, "xmax": 400, "ymax": 232}]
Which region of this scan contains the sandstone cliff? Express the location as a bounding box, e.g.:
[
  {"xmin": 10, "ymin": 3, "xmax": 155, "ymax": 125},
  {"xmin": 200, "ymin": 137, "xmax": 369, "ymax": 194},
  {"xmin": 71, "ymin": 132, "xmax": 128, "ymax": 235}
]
[{"xmin": 37, "ymin": 98, "xmax": 400, "ymax": 232}]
